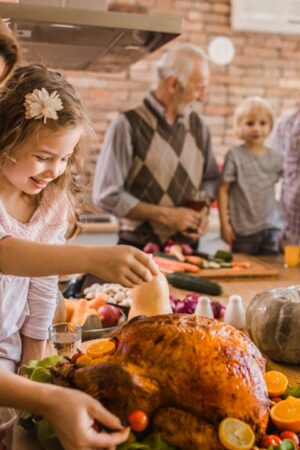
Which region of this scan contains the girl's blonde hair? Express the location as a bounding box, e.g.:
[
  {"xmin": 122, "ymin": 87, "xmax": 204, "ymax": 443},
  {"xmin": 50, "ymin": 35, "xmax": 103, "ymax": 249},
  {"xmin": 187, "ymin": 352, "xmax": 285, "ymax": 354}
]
[
  {"xmin": 0, "ymin": 64, "xmax": 94, "ymax": 237},
  {"xmin": 233, "ymin": 96, "xmax": 274, "ymax": 139}
]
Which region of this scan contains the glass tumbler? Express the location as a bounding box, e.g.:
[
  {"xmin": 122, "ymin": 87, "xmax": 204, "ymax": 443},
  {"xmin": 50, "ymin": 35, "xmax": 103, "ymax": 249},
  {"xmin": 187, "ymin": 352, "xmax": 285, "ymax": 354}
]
[{"xmin": 48, "ymin": 322, "xmax": 82, "ymax": 357}]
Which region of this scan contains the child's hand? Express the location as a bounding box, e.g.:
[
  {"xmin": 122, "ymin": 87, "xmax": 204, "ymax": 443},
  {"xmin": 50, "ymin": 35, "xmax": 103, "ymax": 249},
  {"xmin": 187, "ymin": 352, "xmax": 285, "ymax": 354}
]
[
  {"xmin": 221, "ymin": 223, "xmax": 235, "ymax": 245},
  {"xmin": 46, "ymin": 386, "xmax": 130, "ymax": 450},
  {"xmin": 89, "ymin": 245, "xmax": 159, "ymax": 288}
]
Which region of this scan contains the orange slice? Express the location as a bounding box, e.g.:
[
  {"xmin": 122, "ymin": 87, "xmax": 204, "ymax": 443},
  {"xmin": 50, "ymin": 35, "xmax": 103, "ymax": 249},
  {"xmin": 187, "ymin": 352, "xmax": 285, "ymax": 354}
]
[
  {"xmin": 86, "ymin": 339, "xmax": 116, "ymax": 359},
  {"xmin": 264, "ymin": 371, "xmax": 288, "ymax": 397},
  {"xmin": 218, "ymin": 418, "xmax": 255, "ymax": 450},
  {"xmin": 90, "ymin": 355, "xmax": 112, "ymax": 365},
  {"xmin": 270, "ymin": 396, "xmax": 300, "ymax": 433},
  {"xmin": 76, "ymin": 354, "xmax": 93, "ymax": 367}
]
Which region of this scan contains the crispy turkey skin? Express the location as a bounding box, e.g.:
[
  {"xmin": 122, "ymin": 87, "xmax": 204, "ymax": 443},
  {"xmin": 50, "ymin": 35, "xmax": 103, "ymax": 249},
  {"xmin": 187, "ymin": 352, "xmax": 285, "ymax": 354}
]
[{"xmin": 52, "ymin": 314, "xmax": 269, "ymax": 449}]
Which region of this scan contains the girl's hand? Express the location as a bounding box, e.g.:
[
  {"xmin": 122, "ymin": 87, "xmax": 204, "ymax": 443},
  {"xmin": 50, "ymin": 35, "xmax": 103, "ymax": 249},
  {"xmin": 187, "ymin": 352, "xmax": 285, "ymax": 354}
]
[
  {"xmin": 89, "ymin": 246, "xmax": 159, "ymax": 288},
  {"xmin": 47, "ymin": 387, "xmax": 130, "ymax": 450},
  {"xmin": 221, "ymin": 223, "xmax": 235, "ymax": 245}
]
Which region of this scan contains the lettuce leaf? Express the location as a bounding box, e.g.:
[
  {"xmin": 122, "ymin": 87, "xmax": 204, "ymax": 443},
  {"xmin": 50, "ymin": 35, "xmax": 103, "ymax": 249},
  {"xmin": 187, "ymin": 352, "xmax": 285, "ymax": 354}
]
[
  {"xmin": 117, "ymin": 433, "xmax": 177, "ymax": 450},
  {"xmin": 22, "ymin": 355, "xmax": 64, "ymax": 380}
]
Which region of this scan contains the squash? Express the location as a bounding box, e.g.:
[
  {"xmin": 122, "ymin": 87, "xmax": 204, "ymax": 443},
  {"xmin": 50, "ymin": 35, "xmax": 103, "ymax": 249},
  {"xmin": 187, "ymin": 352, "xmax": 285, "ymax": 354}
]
[
  {"xmin": 246, "ymin": 286, "xmax": 300, "ymax": 364},
  {"xmin": 128, "ymin": 271, "xmax": 172, "ymax": 320},
  {"xmin": 69, "ymin": 298, "xmax": 90, "ymax": 326},
  {"xmin": 88, "ymin": 293, "xmax": 107, "ymax": 310}
]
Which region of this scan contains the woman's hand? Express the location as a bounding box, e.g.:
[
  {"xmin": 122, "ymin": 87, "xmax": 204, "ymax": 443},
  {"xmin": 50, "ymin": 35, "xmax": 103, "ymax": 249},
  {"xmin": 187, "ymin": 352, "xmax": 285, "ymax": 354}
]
[
  {"xmin": 88, "ymin": 245, "xmax": 159, "ymax": 288},
  {"xmin": 47, "ymin": 386, "xmax": 130, "ymax": 450}
]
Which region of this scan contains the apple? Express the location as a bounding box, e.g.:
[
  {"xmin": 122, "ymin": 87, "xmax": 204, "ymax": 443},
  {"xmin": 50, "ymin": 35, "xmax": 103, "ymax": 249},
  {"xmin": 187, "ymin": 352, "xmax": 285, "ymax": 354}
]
[{"xmin": 97, "ymin": 304, "xmax": 120, "ymax": 328}]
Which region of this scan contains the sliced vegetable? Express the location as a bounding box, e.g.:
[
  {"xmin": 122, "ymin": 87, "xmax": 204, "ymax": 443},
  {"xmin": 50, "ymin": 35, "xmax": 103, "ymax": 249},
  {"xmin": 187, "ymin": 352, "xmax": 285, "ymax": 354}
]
[
  {"xmin": 185, "ymin": 255, "xmax": 202, "ymax": 266},
  {"xmin": 153, "ymin": 256, "xmax": 199, "ymax": 274},
  {"xmin": 167, "ymin": 272, "xmax": 223, "ymax": 296},
  {"xmin": 214, "ymin": 250, "xmax": 233, "ymax": 262}
]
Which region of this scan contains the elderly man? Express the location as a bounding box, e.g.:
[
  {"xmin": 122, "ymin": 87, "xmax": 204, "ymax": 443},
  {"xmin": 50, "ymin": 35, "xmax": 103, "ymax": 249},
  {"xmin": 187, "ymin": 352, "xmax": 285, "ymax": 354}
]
[{"xmin": 93, "ymin": 43, "xmax": 220, "ymax": 249}]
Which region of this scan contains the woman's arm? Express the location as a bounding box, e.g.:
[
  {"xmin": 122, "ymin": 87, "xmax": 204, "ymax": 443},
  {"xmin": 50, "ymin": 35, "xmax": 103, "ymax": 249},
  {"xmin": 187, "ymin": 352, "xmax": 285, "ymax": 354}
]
[
  {"xmin": 0, "ymin": 237, "xmax": 158, "ymax": 287},
  {"xmin": 0, "ymin": 369, "xmax": 130, "ymax": 450}
]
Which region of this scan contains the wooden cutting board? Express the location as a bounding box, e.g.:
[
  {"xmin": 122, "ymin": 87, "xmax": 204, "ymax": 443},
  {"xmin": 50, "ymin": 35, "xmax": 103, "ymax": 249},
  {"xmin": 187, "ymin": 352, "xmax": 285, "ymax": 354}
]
[{"xmin": 196, "ymin": 254, "xmax": 279, "ymax": 279}]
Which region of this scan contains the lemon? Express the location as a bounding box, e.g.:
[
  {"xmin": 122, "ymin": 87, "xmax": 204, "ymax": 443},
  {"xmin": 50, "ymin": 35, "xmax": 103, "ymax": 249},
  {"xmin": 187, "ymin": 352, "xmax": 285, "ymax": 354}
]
[{"xmin": 218, "ymin": 418, "xmax": 255, "ymax": 450}]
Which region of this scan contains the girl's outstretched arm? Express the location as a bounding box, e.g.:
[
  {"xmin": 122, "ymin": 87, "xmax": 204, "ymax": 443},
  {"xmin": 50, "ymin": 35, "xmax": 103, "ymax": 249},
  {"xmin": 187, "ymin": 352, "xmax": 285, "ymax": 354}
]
[
  {"xmin": 0, "ymin": 237, "xmax": 158, "ymax": 288},
  {"xmin": 0, "ymin": 369, "xmax": 130, "ymax": 450}
]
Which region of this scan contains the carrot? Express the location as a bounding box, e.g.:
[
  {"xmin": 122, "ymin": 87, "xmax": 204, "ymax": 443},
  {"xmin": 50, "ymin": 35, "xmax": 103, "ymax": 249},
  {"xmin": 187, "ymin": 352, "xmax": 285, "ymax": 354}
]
[
  {"xmin": 88, "ymin": 293, "xmax": 107, "ymax": 310},
  {"xmin": 153, "ymin": 256, "xmax": 199, "ymax": 273},
  {"xmin": 185, "ymin": 255, "xmax": 202, "ymax": 266}
]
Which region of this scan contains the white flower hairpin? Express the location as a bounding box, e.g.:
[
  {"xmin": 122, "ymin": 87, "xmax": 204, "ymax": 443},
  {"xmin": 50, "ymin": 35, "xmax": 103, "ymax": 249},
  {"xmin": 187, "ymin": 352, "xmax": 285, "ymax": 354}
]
[{"xmin": 24, "ymin": 87, "xmax": 63, "ymax": 124}]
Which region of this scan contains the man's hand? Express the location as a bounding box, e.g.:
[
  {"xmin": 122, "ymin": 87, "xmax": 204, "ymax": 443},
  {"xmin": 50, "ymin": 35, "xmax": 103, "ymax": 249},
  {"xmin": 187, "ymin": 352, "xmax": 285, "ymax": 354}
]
[
  {"xmin": 182, "ymin": 207, "xmax": 209, "ymax": 239},
  {"xmin": 161, "ymin": 207, "xmax": 205, "ymax": 234}
]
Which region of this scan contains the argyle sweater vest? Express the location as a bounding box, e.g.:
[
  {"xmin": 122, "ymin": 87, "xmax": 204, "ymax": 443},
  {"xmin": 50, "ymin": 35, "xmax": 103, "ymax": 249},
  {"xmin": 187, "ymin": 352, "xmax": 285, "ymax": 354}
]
[{"xmin": 119, "ymin": 98, "xmax": 208, "ymax": 246}]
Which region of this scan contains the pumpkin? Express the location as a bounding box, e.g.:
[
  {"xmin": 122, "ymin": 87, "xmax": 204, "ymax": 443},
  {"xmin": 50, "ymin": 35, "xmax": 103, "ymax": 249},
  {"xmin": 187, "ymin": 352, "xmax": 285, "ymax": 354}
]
[
  {"xmin": 128, "ymin": 271, "xmax": 172, "ymax": 320},
  {"xmin": 246, "ymin": 285, "xmax": 300, "ymax": 365}
]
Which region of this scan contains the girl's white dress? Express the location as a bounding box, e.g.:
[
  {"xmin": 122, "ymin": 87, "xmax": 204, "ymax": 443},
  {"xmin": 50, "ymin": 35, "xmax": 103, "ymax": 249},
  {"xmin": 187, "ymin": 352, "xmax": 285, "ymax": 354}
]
[{"xmin": 0, "ymin": 186, "xmax": 68, "ymax": 371}]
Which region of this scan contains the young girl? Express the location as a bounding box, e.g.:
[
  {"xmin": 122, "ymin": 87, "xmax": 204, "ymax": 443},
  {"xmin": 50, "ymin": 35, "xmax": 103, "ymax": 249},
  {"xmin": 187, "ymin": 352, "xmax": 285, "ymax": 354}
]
[
  {"xmin": 0, "ymin": 64, "xmax": 158, "ymax": 373},
  {"xmin": 218, "ymin": 96, "xmax": 283, "ymax": 255}
]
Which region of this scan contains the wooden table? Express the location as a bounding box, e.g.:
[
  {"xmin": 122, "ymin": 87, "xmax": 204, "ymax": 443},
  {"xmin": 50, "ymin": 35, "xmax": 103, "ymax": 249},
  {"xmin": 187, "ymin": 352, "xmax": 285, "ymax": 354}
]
[{"xmin": 13, "ymin": 255, "xmax": 300, "ymax": 449}]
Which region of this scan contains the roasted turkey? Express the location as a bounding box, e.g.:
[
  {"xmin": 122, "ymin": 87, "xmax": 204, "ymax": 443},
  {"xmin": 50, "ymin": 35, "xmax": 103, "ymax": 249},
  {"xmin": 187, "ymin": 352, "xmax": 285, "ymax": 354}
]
[{"xmin": 52, "ymin": 314, "xmax": 270, "ymax": 449}]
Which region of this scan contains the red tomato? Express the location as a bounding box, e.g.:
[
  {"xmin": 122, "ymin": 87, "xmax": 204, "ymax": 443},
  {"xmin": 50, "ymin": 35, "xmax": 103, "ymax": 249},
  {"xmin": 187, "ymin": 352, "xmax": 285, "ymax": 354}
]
[
  {"xmin": 280, "ymin": 431, "xmax": 299, "ymax": 446},
  {"xmin": 128, "ymin": 410, "xmax": 149, "ymax": 432},
  {"xmin": 261, "ymin": 435, "xmax": 282, "ymax": 447},
  {"xmin": 71, "ymin": 352, "xmax": 83, "ymax": 364}
]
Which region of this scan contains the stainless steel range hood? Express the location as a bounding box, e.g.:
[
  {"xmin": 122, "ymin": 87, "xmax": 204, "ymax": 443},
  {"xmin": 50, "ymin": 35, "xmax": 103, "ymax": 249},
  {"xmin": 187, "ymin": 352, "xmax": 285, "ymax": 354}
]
[{"xmin": 0, "ymin": 2, "xmax": 182, "ymax": 72}]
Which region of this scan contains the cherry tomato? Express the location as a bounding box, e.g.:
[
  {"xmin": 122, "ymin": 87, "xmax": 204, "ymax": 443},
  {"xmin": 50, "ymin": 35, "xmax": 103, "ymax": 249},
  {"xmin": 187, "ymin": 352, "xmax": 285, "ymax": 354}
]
[
  {"xmin": 280, "ymin": 431, "xmax": 299, "ymax": 446},
  {"xmin": 128, "ymin": 410, "xmax": 149, "ymax": 432},
  {"xmin": 261, "ymin": 435, "xmax": 282, "ymax": 447},
  {"xmin": 71, "ymin": 351, "xmax": 83, "ymax": 364}
]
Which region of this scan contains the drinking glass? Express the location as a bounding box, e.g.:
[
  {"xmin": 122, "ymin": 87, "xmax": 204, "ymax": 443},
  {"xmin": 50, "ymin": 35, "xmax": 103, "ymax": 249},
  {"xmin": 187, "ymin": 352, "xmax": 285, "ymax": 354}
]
[
  {"xmin": 284, "ymin": 245, "xmax": 300, "ymax": 268},
  {"xmin": 0, "ymin": 408, "xmax": 17, "ymax": 450},
  {"xmin": 186, "ymin": 190, "xmax": 207, "ymax": 212},
  {"xmin": 48, "ymin": 322, "xmax": 82, "ymax": 357}
]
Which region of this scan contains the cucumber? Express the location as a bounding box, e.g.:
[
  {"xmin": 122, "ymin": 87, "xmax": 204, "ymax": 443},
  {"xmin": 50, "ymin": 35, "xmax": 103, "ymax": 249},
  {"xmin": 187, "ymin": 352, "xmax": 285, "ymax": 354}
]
[
  {"xmin": 214, "ymin": 250, "xmax": 233, "ymax": 263},
  {"xmin": 166, "ymin": 272, "xmax": 223, "ymax": 296}
]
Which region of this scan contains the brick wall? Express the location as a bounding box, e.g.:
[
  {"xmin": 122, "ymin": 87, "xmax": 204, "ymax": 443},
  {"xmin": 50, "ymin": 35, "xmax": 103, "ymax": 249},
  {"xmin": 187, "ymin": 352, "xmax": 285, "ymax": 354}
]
[
  {"xmin": 4, "ymin": 0, "xmax": 300, "ymax": 208},
  {"xmin": 65, "ymin": 0, "xmax": 300, "ymax": 208}
]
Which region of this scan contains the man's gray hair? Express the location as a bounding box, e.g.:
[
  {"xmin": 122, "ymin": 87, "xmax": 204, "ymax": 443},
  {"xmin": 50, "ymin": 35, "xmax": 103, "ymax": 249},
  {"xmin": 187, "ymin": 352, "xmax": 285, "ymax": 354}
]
[{"xmin": 157, "ymin": 43, "xmax": 208, "ymax": 87}]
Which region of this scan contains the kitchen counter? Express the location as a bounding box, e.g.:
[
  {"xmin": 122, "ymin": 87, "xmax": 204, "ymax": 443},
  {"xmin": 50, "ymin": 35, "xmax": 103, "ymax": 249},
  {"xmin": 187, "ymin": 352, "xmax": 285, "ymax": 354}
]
[{"xmin": 12, "ymin": 255, "xmax": 300, "ymax": 449}]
